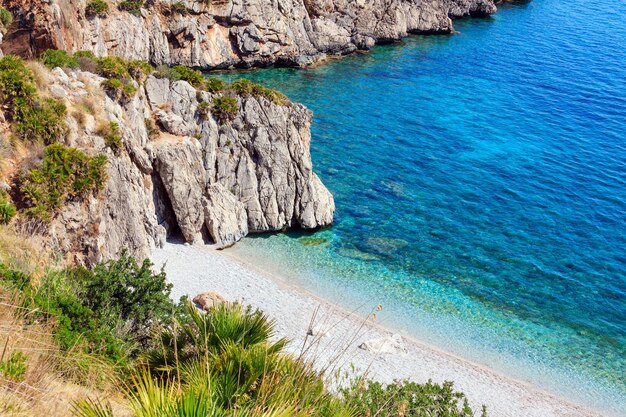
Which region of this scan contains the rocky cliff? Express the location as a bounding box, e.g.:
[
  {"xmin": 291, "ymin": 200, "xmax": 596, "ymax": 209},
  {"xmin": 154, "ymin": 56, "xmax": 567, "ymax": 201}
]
[
  {"xmin": 3, "ymin": 65, "xmax": 333, "ymax": 265},
  {"xmin": 0, "ymin": 0, "xmax": 498, "ymax": 68}
]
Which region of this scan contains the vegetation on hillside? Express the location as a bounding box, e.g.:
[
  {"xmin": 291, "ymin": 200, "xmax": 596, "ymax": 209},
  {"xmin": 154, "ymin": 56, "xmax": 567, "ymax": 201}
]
[
  {"xmin": 0, "ymin": 53, "xmax": 486, "ymax": 416},
  {"xmin": 0, "ymin": 222, "xmax": 488, "ymax": 417},
  {"xmin": 86, "ymin": 0, "xmax": 109, "ymax": 18},
  {"xmin": 0, "ymin": 7, "xmax": 13, "ymax": 30},
  {"xmin": 0, "ymin": 52, "xmax": 293, "ymax": 230},
  {"xmin": 0, "ymin": 55, "xmax": 69, "ymax": 144},
  {"xmin": 15, "ymin": 144, "xmax": 107, "ymax": 221}
]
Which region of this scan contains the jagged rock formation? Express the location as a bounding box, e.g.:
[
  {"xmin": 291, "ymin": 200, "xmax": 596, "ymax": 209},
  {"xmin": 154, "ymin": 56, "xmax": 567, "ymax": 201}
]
[
  {"xmin": 5, "ymin": 67, "xmax": 334, "ymax": 265},
  {"xmin": 1, "ymin": 0, "xmax": 498, "ymax": 68}
]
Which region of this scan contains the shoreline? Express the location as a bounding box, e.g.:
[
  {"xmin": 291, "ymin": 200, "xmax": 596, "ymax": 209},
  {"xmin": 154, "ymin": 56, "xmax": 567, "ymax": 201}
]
[{"xmin": 151, "ymin": 242, "xmax": 609, "ymax": 417}]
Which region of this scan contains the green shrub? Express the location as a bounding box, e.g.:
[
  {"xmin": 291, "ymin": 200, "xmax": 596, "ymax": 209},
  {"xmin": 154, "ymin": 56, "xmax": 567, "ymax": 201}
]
[
  {"xmin": 18, "ymin": 144, "xmax": 107, "ymax": 220},
  {"xmin": 197, "ymin": 101, "xmax": 211, "ymax": 119},
  {"xmin": 15, "ymin": 98, "xmax": 68, "ymax": 144},
  {"xmin": 212, "ymin": 96, "xmax": 238, "ymax": 122},
  {"xmin": 0, "ymin": 55, "xmax": 37, "ymax": 116},
  {"xmin": 73, "ymin": 51, "xmax": 98, "ymax": 72},
  {"xmin": 230, "ymin": 78, "xmax": 255, "ymax": 95},
  {"xmin": 96, "ymin": 56, "xmax": 130, "ymax": 79},
  {"xmin": 145, "ymin": 302, "xmax": 283, "ymax": 374},
  {"xmin": 41, "ymin": 49, "xmax": 78, "ymax": 69},
  {"xmin": 172, "ymin": 65, "xmax": 205, "ymax": 88},
  {"xmin": 85, "ymin": 0, "xmax": 109, "ymax": 18},
  {"xmin": 0, "ymin": 190, "xmax": 16, "ymax": 224},
  {"xmin": 231, "ymin": 78, "xmax": 290, "ymax": 106},
  {"xmin": 1, "ymin": 253, "xmax": 175, "ymax": 366},
  {"xmin": 0, "ymin": 351, "xmax": 27, "ymax": 382},
  {"xmin": 0, "ymin": 7, "xmax": 13, "ymax": 28},
  {"xmin": 205, "ymin": 76, "xmax": 227, "ymax": 93},
  {"xmin": 119, "ymin": 0, "xmax": 143, "ymax": 16},
  {"xmin": 74, "ymin": 50, "xmax": 97, "ymax": 60},
  {"xmin": 77, "ymin": 253, "xmax": 174, "ymax": 349},
  {"xmin": 126, "ymin": 60, "xmax": 153, "ymax": 81},
  {"xmin": 342, "ymin": 379, "xmax": 487, "ymax": 417},
  {"xmin": 96, "ymin": 56, "xmax": 145, "ymax": 101},
  {"xmin": 156, "ymin": 65, "xmax": 205, "ymax": 88},
  {"xmin": 103, "ymin": 121, "xmax": 122, "ymax": 153},
  {"xmin": 101, "ymin": 78, "xmax": 137, "ymax": 101},
  {"xmin": 0, "ymin": 56, "xmax": 69, "ymax": 143}
]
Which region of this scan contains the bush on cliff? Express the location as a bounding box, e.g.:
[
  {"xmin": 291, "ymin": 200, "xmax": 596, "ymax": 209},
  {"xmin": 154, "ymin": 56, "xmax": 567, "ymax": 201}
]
[
  {"xmin": 100, "ymin": 121, "xmax": 123, "ymax": 153},
  {"xmin": 17, "ymin": 144, "xmax": 107, "ymax": 220},
  {"xmin": 96, "ymin": 56, "xmax": 149, "ymax": 101},
  {"xmin": 156, "ymin": 65, "xmax": 206, "ymax": 88},
  {"xmin": 205, "ymin": 76, "xmax": 227, "ymax": 93},
  {"xmin": 97, "ymin": 56, "xmax": 131, "ymax": 79},
  {"xmin": 0, "ymin": 55, "xmax": 37, "ymax": 116},
  {"xmin": 231, "ymin": 78, "xmax": 290, "ymax": 106},
  {"xmin": 41, "ymin": 49, "xmax": 78, "ymax": 69},
  {"xmin": 0, "ymin": 7, "xmax": 13, "ymax": 29},
  {"xmin": 170, "ymin": 2, "xmax": 189, "ymax": 15},
  {"xmin": 119, "ymin": 0, "xmax": 144, "ymax": 16},
  {"xmin": 101, "ymin": 77, "xmax": 138, "ymax": 102},
  {"xmin": 212, "ymin": 96, "xmax": 238, "ymax": 122},
  {"xmin": 85, "ymin": 0, "xmax": 109, "ymax": 18},
  {"xmin": 0, "ymin": 55, "xmax": 68, "ymax": 144},
  {"xmin": 15, "ymin": 97, "xmax": 68, "ymax": 144}
]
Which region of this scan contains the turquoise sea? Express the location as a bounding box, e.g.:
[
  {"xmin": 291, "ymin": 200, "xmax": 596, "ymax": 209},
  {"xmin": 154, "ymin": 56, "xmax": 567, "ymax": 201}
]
[{"xmin": 217, "ymin": 0, "xmax": 626, "ymax": 414}]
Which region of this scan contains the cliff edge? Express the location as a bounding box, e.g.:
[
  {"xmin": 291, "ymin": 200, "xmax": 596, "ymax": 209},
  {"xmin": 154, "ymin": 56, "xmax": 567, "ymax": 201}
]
[
  {"xmin": 0, "ymin": 60, "xmax": 334, "ymax": 265},
  {"xmin": 0, "ymin": 0, "xmax": 498, "ymax": 68}
]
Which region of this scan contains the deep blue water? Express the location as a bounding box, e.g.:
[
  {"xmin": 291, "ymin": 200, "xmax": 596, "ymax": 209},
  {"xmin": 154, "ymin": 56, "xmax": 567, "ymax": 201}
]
[{"xmin": 217, "ymin": 0, "xmax": 626, "ymax": 413}]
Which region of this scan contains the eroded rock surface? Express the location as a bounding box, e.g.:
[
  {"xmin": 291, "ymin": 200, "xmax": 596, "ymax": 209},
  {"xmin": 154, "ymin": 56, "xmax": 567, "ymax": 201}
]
[
  {"xmin": 1, "ymin": 0, "xmax": 500, "ymax": 68},
  {"xmin": 203, "ymin": 184, "xmax": 248, "ymax": 249},
  {"xmin": 4, "ymin": 68, "xmax": 334, "ymax": 265}
]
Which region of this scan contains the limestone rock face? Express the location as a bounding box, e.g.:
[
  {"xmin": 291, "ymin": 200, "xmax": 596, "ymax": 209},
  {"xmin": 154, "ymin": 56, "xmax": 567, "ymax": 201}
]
[
  {"xmin": 154, "ymin": 137, "xmax": 207, "ymax": 245},
  {"xmin": 14, "ymin": 69, "xmax": 333, "ymax": 265},
  {"xmin": 145, "ymin": 76, "xmax": 335, "ymax": 235},
  {"xmin": 1, "ymin": 0, "xmax": 498, "ymax": 68},
  {"xmin": 203, "ymin": 184, "xmax": 248, "ymax": 249}
]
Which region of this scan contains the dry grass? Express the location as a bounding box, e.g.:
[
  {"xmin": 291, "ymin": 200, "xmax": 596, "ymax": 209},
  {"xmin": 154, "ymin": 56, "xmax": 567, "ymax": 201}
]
[
  {"xmin": 0, "ymin": 225, "xmax": 130, "ymax": 416},
  {"xmin": 24, "ymin": 61, "xmax": 53, "ymax": 94},
  {"xmin": 0, "ymin": 286, "xmax": 131, "ymax": 417},
  {"xmin": 0, "ymin": 224, "xmax": 48, "ymax": 279}
]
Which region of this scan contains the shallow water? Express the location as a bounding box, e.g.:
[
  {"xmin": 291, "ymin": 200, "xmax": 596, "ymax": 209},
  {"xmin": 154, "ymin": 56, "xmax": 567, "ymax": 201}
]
[{"xmin": 216, "ymin": 0, "xmax": 626, "ymax": 413}]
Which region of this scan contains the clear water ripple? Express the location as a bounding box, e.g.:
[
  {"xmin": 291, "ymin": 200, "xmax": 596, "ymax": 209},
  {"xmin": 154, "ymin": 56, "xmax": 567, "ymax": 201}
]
[{"xmin": 216, "ymin": 0, "xmax": 626, "ymax": 414}]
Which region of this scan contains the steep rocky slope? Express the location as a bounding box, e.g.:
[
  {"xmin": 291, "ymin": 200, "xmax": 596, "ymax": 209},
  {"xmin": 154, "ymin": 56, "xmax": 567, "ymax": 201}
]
[
  {"xmin": 0, "ymin": 0, "xmax": 499, "ymax": 67},
  {"xmin": 0, "ymin": 65, "xmax": 333, "ymax": 265}
]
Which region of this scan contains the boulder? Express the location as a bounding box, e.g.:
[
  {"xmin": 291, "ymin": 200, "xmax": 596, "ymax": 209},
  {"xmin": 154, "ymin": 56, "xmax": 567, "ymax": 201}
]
[{"xmin": 193, "ymin": 292, "xmax": 228, "ymax": 311}]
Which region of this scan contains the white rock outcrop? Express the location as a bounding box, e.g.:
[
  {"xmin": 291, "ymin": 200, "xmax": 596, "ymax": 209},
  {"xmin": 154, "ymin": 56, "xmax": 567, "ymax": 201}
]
[
  {"xmin": 2, "ymin": 0, "xmax": 499, "ymax": 68},
  {"xmin": 30, "ymin": 69, "xmax": 333, "ymax": 265}
]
